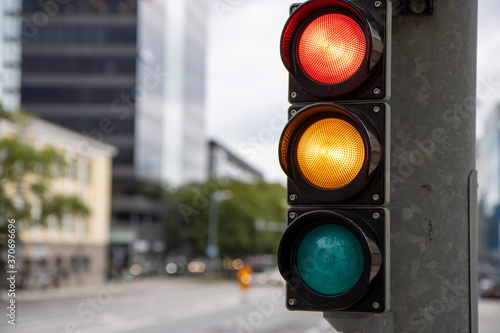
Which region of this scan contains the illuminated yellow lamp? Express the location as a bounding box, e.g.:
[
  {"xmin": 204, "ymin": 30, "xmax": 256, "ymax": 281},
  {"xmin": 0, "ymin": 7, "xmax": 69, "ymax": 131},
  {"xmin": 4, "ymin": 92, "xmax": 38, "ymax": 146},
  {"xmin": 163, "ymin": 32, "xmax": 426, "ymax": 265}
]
[{"xmin": 296, "ymin": 118, "xmax": 365, "ymax": 189}]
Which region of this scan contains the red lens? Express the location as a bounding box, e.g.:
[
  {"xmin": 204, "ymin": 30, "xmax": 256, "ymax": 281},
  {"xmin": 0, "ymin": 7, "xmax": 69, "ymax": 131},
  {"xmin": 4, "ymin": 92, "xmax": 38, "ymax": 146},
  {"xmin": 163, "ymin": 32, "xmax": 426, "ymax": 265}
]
[{"xmin": 298, "ymin": 13, "xmax": 366, "ymax": 84}]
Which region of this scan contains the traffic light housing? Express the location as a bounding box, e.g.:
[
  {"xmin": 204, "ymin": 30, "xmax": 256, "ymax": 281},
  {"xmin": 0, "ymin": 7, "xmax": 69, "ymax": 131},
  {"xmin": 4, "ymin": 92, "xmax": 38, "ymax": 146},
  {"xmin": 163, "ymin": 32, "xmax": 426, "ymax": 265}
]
[
  {"xmin": 277, "ymin": 0, "xmax": 390, "ymax": 314},
  {"xmin": 279, "ymin": 208, "xmax": 388, "ymax": 311},
  {"xmin": 281, "ymin": 0, "xmax": 389, "ymax": 102},
  {"xmin": 280, "ymin": 102, "xmax": 388, "ymax": 205}
]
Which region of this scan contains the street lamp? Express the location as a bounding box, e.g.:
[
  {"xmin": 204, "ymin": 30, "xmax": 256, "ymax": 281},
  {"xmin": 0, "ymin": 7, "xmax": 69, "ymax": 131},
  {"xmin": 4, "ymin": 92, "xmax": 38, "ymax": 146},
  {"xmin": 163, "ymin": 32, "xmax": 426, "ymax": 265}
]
[{"xmin": 206, "ymin": 190, "xmax": 232, "ymax": 274}]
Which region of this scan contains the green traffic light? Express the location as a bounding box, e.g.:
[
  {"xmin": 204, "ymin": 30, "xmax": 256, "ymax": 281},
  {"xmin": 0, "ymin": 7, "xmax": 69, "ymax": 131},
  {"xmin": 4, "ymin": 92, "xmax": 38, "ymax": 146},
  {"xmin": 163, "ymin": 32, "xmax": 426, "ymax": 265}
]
[{"xmin": 297, "ymin": 224, "xmax": 364, "ymax": 295}]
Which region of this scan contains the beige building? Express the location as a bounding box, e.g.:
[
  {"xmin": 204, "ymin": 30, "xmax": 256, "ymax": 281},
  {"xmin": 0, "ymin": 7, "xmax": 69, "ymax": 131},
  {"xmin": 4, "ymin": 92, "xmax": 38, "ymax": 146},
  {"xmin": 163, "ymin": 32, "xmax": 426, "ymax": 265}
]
[{"xmin": 0, "ymin": 117, "xmax": 116, "ymax": 288}]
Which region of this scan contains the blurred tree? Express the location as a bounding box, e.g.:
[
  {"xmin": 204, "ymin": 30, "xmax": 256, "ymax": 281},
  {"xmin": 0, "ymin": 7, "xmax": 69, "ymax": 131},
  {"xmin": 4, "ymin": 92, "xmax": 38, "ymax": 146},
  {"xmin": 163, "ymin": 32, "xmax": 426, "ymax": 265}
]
[
  {"xmin": 172, "ymin": 178, "xmax": 287, "ymax": 258},
  {"xmin": 0, "ymin": 110, "xmax": 90, "ymax": 241}
]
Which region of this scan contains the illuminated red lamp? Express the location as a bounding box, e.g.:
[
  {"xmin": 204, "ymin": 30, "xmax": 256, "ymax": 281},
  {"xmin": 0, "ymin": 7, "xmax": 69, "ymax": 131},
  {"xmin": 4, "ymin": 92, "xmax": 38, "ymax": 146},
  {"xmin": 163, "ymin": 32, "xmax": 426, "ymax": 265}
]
[{"xmin": 281, "ymin": 0, "xmax": 388, "ymax": 102}]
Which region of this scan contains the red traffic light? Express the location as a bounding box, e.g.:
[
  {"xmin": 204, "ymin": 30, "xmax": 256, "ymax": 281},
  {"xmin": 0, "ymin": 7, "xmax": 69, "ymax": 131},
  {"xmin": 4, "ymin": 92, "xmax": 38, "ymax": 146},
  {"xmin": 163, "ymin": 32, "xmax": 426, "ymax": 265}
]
[
  {"xmin": 298, "ymin": 13, "xmax": 367, "ymax": 84},
  {"xmin": 281, "ymin": 0, "xmax": 388, "ymax": 101}
]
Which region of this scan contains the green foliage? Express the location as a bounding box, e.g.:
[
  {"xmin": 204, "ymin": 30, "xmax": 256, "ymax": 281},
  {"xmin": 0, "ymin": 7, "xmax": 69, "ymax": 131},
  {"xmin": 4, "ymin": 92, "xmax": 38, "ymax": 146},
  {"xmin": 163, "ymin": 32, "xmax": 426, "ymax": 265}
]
[
  {"xmin": 172, "ymin": 178, "xmax": 287, "ymax": 258},
  {"xmin": 137, "ymin": 180, "xmax": 174, "ymax": 202},
  {"xmin": 43, "ymin": 195, "xmax": 90, "ymax": 221},
  {"xmin": 0, "ymin": 112, "xmax": 90, "ymax": 242}
]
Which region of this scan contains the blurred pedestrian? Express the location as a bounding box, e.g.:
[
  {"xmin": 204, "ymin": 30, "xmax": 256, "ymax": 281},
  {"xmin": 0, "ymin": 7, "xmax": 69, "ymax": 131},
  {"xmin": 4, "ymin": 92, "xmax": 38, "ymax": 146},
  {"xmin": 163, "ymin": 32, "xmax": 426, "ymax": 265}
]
[
  {"xmin": 38, "ymin": 270, "xmax": 51, "ymax": 290},
  {"xmin": 237, "ymin": 264, "xmax": 253, "ymax": 303},
  {"xmin": 61, "ymin": 267, "xmax": 70, "ymax": 286}
]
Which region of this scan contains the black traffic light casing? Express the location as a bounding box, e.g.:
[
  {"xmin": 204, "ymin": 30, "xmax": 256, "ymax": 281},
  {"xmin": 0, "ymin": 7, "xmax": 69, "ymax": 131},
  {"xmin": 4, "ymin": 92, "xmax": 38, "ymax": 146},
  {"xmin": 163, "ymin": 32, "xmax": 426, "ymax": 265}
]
[
  {"xmin": 282, "ymin": 102, "xmax": 389, "ymax": 206},
  {"xmin": 277, "ymin": 0, "xmax": 391, "ymax": 314},
  {"xmin": 280, "ymin": 208, "xmax": 389, "ymax": 312},
  {"xmin": 282, "ymin": 0, "xmax": 390, "ymax": 103}
]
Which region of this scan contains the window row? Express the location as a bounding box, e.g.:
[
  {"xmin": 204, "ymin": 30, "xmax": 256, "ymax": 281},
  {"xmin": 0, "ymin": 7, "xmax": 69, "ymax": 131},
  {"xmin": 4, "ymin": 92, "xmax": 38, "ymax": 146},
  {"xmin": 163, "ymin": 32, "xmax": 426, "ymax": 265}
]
[
  {"xmin": 21, "ymin": 86, "xmax": 135, "ymax": 103},
  {"xmin": 25, "ymin": 25, "xmax": 137, "ymax": 45},
  {"xmin": 42, "ymin": 116, "xmax": 135, "ymax": 136},
  {"xmin": 23, "ymin": 0, "xmax": 137, "ymax": 15},
  {"xmin": 22, "ymin": 56, "xmax": 136, "ymax": 74}
]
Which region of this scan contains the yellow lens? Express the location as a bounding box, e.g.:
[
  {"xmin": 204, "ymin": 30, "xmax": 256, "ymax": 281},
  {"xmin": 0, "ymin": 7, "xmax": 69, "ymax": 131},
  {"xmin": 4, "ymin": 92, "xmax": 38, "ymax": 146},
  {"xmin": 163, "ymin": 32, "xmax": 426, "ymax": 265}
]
[{"xmin": 297, "ymin": 118, "xmax": 365, "ymax": 189}]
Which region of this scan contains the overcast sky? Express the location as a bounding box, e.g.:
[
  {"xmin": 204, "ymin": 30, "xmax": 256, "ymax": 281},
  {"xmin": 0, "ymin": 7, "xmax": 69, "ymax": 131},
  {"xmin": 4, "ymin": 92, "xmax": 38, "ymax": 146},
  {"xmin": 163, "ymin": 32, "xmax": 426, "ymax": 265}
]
[
  {"xmin": 477, "ymin": 0, "xmax": 500, "ymax": 135},
  {"xmin": 206, "ymin": 0, "xmax": 498, "ymax": 182},
  {"xmin": 206, "ymin": 0, "xmax": 291, "ymax": 184}
]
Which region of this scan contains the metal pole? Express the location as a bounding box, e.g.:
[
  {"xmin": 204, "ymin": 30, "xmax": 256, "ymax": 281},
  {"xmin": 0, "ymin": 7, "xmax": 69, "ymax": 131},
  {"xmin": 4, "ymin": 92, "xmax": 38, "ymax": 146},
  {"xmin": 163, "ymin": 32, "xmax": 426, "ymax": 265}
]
[
  {"xmin": 389, "ymin": 0, "xmax": 478, "ymax": 331},
  {"xmin": 206, "ymin": 190, "xmax": 231, "ymax": 274},
  {"xmin": 207, "ymin": 193, "xmax": 220, "ymax": 273}
]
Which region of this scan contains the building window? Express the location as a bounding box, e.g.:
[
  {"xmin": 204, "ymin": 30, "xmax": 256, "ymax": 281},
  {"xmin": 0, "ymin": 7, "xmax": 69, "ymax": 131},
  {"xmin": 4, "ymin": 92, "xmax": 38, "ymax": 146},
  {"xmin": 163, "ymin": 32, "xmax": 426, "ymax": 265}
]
[
  {"xmin": 76, "ymin": 216, "xmax": 87, "ymax": 241},
  {"xmin": 79, "ymin": 159, "xmax": 90, "ymax": 185},
  {"xmin": 22, "ymin": 56, "xmax": 136, "ymax": 74},
  {"xmin": 63, "ymin": 215, "xmax": 74, "ymax": 232},
  {"xmin": 71, "ymin": 256, "xmax": 90, "ymax": 273},
  {"xmin": 23, "ymin": 0, "xmax": 137, "ymax": 14},
  {"xmin": 27, "ymin": 25, "xmax": 137, "ymax": 45},
  {"xmin": 42, "ymin": 117, "xmax": 135, "ymax": 135},
  {"xmin": 21, "ymin": 87, "xmax": 135, "ymax": 104},
  {"xmin": 66, "ymin": 154, "xmax": 77, "ymax": 179},
  {"xmin": 31, "ymin": 199, "xmax": 41, "ymax": 220},
  {"xmin": 114, "ymin": 148, "xmax": 134, "ymax": 164}
]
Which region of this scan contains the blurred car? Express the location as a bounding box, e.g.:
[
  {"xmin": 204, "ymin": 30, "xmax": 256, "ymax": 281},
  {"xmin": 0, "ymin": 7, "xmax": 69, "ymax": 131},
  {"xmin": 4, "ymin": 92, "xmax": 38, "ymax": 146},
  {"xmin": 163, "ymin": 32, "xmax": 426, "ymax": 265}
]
[
  {"xmin": 478, "ymin": 262, "xmax": 500, "ymax": 298},
  {"xmin": 264, "ymin": 267, "xmax": 285, "ymax": 286},
  {"xmin": 479, "ymin": 276, "xmax": 500, "ymax": 298}
]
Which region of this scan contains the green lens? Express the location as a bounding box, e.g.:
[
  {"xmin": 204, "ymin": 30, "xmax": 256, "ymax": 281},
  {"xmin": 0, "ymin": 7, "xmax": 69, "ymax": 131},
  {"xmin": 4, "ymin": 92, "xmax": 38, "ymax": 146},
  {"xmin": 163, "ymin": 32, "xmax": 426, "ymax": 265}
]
[{"xmin": 297, "ymin": 224, "xmax": 364, "ymax": 295}]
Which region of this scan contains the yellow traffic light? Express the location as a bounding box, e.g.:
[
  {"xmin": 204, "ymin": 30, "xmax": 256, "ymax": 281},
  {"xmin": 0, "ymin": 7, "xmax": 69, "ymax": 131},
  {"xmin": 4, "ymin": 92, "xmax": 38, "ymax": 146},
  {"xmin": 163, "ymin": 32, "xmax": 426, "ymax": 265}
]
[{"xmin": 296, "ymin": 117, "xmax": 365, "ymax": 189}]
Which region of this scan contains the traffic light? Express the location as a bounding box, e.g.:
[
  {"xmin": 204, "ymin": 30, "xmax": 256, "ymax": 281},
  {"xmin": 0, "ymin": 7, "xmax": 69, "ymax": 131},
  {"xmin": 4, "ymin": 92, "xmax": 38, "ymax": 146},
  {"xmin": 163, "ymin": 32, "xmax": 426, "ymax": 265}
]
[
  {"xmin": 279, "ymin": 102, "xmax": 387, "ymax": 205},
  {"xmin": 277, "ymin": 0, "xmax": 390, "ymax": 313},
  {"xmin": 278, "ymin": 208, "xmax": 388, "ymax": 311},
  {"xmin": 281, "ymin": 0, "xmax": 389, "ymax": 102}
]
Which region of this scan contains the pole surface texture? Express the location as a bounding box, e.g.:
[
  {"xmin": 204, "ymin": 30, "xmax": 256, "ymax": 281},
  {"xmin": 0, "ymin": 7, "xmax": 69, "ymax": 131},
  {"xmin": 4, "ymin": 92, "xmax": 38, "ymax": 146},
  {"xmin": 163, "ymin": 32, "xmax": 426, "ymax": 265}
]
[{"xmin": 390, "ymin": 0, "xmax": 478, "ymax": 332}]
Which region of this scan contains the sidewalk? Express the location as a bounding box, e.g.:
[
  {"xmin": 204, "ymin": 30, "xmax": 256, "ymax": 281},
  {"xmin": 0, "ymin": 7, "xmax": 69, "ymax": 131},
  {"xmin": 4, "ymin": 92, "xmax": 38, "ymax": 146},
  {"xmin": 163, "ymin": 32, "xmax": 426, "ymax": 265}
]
[
  {"xmin": 1, "ymin": 276, "xmax": 202, "ymax": 302},
  {"xmin": 1, "ymin": 276, "xmax": 278, "ymax": 304},
  {"xmin": 2, "ymin": 276, "xmax": 139, "ymax": 303}
]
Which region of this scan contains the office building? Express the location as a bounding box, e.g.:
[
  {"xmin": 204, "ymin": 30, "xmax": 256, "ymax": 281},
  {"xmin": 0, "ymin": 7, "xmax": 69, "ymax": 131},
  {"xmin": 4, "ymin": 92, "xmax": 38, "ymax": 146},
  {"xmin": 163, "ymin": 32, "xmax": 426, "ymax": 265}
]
[
  {"xmin": 0, "ymin": 0, "xmax": 22, "ymax": 111},
  {"xmin": 208, "ymin": 140, "xmax": 263, "ymax": 182},
  {"xmin": 0, "ymin": 117, "xmax": 116, "ymax": 287},
  {"xmin": 478, "ymin": 104, "xmax": 500, "ymax": 260},
  {"xmin": 20, "ymin": 0, "xmax": 208, "ymax": 274}
]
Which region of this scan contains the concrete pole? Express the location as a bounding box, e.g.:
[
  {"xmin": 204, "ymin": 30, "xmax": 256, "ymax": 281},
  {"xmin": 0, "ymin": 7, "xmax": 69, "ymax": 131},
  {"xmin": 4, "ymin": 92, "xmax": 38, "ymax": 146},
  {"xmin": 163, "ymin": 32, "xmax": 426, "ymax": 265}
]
[{"xmin": 389, "ymin": 0, "xmax": 478, "ymax": 332}]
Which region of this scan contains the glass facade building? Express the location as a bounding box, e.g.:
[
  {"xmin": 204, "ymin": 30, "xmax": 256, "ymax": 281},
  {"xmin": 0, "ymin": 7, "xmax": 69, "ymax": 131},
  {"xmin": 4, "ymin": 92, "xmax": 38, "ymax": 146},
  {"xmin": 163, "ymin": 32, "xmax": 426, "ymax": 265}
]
[
  {"xmin": 19, "ymin": 0, "xmax": 208, "ymax": 274},
  {"xmin": 479, "ymin": 106, "xmax": 500, "ymax": 259},
  {"xmin": 21, "ymin": 0, "xmax": 138, "ymax": 174},
  {"xmin": 1, "ymin": 0, "xmax": 22, "ymax": 111}
]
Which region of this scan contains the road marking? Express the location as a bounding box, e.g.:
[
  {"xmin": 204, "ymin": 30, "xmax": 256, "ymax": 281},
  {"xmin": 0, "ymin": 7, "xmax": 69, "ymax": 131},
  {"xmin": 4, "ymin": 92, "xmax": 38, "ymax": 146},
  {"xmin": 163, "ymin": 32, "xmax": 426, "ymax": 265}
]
[
  {"xmin": 15, "ymin": 316, "xmax": 162, "ymax": 333},
  {"xmin": 83, "ymin": 316, "xmax": 162, "ymax": 333}
]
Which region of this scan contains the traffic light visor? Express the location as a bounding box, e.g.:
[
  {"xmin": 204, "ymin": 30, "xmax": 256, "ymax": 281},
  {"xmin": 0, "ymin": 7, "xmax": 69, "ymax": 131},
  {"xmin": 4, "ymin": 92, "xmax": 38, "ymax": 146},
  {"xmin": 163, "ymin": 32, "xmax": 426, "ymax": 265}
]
[
  {"xmin": 298, "ymin": 13, "xmax": 367, "ymax": 84},
  {"xmin": 297, "ymin": 224, "xmax": 364, "ymax": 295}
]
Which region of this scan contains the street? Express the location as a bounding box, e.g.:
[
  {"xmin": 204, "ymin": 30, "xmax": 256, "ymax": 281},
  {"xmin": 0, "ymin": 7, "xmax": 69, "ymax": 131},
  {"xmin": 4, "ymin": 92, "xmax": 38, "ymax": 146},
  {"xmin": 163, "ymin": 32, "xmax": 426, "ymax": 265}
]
[
  {"xmin": 0, "ymin": 277, "xmax": 499, "ymax": 333},
  {"xmin": 478, "ymin": 298, "xmax": 500, "ymax": 333},
  {"xmin": 0, "ymin": 277, "xmax": 335, "ymax": 333}
]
